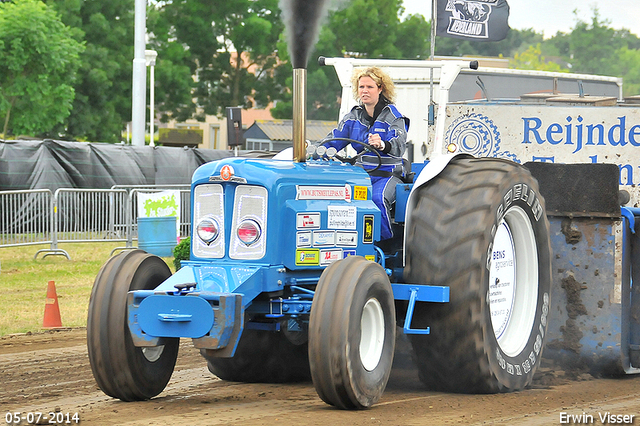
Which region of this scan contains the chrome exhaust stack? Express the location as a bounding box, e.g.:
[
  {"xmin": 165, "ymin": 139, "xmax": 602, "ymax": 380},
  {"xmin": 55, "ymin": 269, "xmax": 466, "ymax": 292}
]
[
  {"xmin": 292, "ymin": 68, "xmax": 307, "ymax": 163},
  {"xmin": 281, "ymin": 0, "xmax": 329, "ymax": 162}
]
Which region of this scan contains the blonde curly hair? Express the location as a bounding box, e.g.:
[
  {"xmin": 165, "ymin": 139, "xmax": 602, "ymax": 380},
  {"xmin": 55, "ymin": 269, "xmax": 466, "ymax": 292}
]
[{"xmin": 351, "ymin": 66, "xmax": 396, "ymax": 104}]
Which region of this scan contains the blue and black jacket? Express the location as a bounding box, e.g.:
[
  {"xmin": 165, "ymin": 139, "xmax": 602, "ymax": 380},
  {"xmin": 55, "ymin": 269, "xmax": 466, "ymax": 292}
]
[
  {"xmin": 319, "ymin": 97, "xmax": 410, "ymax": 240},
  {"xmin": 320, "ymin": 97, "xmax": 409, "ymax": 174}
]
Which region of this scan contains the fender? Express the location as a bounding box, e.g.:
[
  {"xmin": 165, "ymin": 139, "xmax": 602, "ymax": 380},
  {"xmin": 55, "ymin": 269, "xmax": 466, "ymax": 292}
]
[{"xmin": 402, "ymin": 153, "xmax": 474, "ymax": 266}]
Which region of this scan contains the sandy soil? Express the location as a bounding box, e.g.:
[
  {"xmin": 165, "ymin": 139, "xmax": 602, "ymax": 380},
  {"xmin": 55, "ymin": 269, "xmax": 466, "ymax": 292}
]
[{"xmin": 1, "ymin": 328, "xmax": 639, "ymax": 426}]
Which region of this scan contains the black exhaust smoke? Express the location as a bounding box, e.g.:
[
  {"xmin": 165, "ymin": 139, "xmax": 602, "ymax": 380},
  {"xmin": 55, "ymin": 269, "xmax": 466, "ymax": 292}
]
[
  {"xmin": 279, "ymin": 0, "xmax": 330, "ymax": 161},
  {"xmin": 279, "ymin": 0, "xmax": 330, "ymax": 69}
]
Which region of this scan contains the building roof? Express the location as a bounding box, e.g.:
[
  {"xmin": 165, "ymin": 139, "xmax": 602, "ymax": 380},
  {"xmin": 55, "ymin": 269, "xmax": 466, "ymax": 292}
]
[{"xmin": 244, "ymin": 119, "xmax": 337, "ymax": 142}]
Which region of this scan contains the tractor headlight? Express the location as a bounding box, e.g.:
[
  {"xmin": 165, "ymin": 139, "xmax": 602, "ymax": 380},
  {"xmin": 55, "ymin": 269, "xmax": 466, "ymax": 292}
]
[
  {"xmin": 236, "ymin": 219, "xmax": 261, "ymax": 246},
  {"xmin": 196, "ymin": 216, "xmax": 220, "ymax": 245}
]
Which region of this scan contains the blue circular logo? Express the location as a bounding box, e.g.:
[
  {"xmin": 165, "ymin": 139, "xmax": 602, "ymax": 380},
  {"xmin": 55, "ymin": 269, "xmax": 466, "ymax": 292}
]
[{"xmin": 445, "ymin": 113, "xmax": 520, "ymax": 163}]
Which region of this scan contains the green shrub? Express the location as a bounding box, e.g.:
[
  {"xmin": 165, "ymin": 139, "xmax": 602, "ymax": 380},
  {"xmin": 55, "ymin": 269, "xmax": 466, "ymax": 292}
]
[{"xmin": 173, "ymin": 237, "xmax": 191, "ymax": 270}]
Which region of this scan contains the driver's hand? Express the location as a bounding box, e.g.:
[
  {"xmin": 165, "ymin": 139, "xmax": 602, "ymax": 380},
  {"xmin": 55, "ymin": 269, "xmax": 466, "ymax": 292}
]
[{"xmin": 368, "ymin": 133, "xmax": 385, "ymax": 150}]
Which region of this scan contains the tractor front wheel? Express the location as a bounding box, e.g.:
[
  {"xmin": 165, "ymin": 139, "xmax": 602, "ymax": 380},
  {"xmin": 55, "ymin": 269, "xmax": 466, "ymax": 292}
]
[
  {"xmin": 309, "ymin": 256, "xmax": 396, "ymax": 409},
  {"xmin": 87, "ymin": 250, "xmax": 179, "ymax": 401}
]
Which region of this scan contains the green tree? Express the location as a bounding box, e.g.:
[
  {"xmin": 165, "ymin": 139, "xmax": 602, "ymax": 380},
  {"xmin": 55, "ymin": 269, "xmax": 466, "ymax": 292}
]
[
  {"xmin": 0, "ymin": 0, "xmax": 83, "ymax": 138},
  {"xmin": 149, "ymin": 0, "xmax": 285, "ymax": 123},
  {"xmin": 509, "ymin": 44, "xmax": 568, "ymax": 72},
  {"xmin": 545, "ymin": 9, "xmax": 640, "ymax": 76},
  {"xmin": 146, "ymin": 8, "xmax": 197, "ymax": 123},
  {"xmin": 434, "ymin": 27, "xmax": 543, "ymax": 58},
  {"xmin": 610, "ymin": 47, "xmax": 640, "ymax": 96},
  {"xmin": 328, "ymin": 0, "xmax": 402, "ymax": 58},
  {"xmin": 562, "ymin": 10, "xmax": 623, "ymax": 75},
  {"xmin": 49, "ymin": 0, "xmax": 135, "ymax": 143},
  {"xmin": 396, "ymin": 14, "xmax": 432, "ymax": 59}
]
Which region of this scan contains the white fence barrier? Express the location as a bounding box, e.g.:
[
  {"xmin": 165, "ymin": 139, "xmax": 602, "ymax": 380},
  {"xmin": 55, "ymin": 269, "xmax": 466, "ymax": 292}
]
[
  {"xmin": 0, "ymin": 185, "xmax": 191, "ymax": 259},
  {"xmin": 0, "ymin": 189, "xmax": 53, "ymax": 248}
]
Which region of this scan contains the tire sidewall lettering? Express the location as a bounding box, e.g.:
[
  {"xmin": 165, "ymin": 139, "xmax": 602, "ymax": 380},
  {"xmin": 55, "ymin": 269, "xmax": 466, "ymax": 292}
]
[
  {"xmin": 495, "ymin": 183, "xmax": 543, "ymax": 229},
  {"xmin": 492, "ymin": 291, "xmax": 550, "ymax": 380},
  {"xmin": 488, "ymin": 179, "xmax": 551, "ymax": 384}
]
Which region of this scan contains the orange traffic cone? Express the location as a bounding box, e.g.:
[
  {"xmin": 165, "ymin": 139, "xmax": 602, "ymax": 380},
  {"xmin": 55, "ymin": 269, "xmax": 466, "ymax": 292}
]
[{"xmin": 43, "ymin": 280, "xmax": 62, "ymax": 328}]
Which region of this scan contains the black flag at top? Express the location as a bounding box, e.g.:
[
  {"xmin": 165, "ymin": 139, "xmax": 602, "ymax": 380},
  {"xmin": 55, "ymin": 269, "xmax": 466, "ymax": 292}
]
[{"xmin": 437, "ymin": 0, "xmax": 510, "ymax": 42}]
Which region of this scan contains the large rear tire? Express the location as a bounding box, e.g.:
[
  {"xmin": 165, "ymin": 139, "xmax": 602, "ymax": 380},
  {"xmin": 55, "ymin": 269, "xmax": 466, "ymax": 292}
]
[
  {"xmin": 309, "ymin": 256, "xmax": 396, "ymax": 409},
  {"xmin": 87, "ymin": 250, "xmax": 179, "ymax": 401},
  {"xmin": 202, "ymin": 327, "xmax": 311, "ymax": 383},
  {"xmin": 404, "ymin": 157, "xmax": 551, "ymax": 393}
]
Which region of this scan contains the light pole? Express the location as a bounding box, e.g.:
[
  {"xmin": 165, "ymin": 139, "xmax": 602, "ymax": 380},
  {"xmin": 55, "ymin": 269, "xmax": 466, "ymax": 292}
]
[
  {"xmin": 131, "ymin": 0, "xmax": 146, "ymax": 146},
  {"xmin": 145, "ymin": 50, "xmax": 158, "ymax": 147}
]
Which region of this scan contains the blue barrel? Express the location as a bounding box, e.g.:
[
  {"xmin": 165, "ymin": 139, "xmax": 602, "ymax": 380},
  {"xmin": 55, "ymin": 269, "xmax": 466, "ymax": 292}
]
[{"xmin": 137, "ymin": 216, "xmax": 177, "ymax": 257}]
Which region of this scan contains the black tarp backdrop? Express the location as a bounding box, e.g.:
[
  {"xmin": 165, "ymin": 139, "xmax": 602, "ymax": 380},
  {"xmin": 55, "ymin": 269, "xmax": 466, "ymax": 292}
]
[{"xmin": 0, "ymin": 139, "xmax": 238, "ymax": 191}]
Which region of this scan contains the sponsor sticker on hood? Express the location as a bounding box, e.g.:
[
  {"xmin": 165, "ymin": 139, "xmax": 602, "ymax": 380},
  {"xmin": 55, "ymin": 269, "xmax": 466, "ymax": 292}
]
[{"xmin": 296, "ymin": 185, "xmax": 352, "ymax": 202}]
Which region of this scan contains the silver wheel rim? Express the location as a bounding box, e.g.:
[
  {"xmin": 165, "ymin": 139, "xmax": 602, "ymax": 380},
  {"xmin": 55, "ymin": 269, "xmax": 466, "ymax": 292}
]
[
  {"xmin": 142, "ymin": 345, "xmax": 165, "ymax": 362},
  {"xmin": 360, "ymin": 298, "xmax": 385, "ymax": 372},
  {"xmin": 489, "ymin": 206, "xmax": 538, "ymax": 357}
]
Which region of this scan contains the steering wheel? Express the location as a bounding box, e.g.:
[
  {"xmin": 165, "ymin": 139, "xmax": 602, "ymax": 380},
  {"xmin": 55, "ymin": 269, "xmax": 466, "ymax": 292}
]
[{"xmin": 319, "ymin": 137, "xmax": 383, "ymax": 173}]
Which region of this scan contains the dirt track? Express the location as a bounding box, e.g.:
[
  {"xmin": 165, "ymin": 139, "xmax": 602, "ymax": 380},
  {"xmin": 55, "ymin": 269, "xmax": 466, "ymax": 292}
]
[{"xmin": 1, "ymin": 328, "xmax": 639, "ymax": 426}]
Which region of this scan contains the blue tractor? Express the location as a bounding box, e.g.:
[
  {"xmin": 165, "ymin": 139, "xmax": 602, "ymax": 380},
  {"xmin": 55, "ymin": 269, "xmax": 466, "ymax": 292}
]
[{"xmin": 87, "ymin": 63, "xmax": 552, "ymax": 409}]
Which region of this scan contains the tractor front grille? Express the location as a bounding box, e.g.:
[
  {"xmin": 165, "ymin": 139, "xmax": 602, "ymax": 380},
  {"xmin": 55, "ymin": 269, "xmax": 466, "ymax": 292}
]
[{"xmin": 193, "ymin": 184, "xmax": 268, "ymax": 260}]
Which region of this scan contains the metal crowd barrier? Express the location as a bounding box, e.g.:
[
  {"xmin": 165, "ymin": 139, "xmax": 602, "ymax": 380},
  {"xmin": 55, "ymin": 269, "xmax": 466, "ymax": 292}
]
[
  {"xmin": 0, "ymin": 186, "xmax": 192, "ymax": 260},
  {"xmin": 0, "ymin": 189, "xmax": 54, "ymax": 250},
  {"xmin": 41, "ymin": 188, "xmax": 131, "ymax": 259}
]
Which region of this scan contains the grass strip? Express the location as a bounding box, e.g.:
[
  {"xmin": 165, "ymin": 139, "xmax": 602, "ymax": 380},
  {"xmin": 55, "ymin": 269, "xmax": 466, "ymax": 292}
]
[{"xmin": 0, "ymin": 243, "xmax": 174, "ymax": 336}]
